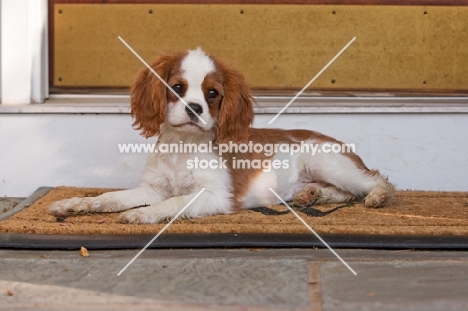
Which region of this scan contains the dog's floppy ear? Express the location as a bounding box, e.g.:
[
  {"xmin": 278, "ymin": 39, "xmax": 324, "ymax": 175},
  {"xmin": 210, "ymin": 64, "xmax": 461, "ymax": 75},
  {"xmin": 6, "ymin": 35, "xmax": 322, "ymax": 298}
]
[
  {"xmin": 130, "ymin": 53, "xmax": 180, "ymax": 138},
  {"xmin": 216, "ymin": 61, "xmax": 254, "ymax": 143}
]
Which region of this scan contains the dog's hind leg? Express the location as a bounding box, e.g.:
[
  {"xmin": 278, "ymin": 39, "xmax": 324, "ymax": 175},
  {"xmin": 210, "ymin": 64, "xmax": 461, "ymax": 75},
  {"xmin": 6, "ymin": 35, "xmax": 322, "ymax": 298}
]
[
  {"xmin": 301, "ymin": 151, "xmax": 395, "ymax": 208},
  {"xmin": 362, "ymin": 173, "xmax": 395, "ymax": 208},
  {"xmin": 292, "ymin": 184, "xmax": 355, "ymax": 207}
]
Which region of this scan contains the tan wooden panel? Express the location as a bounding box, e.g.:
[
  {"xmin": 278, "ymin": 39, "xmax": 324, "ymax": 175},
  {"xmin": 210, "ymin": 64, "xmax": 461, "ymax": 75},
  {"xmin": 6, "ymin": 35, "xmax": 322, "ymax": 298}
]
[{"xmin": 54, "ymin": 4, "xmax": 468, "ymax": 91}]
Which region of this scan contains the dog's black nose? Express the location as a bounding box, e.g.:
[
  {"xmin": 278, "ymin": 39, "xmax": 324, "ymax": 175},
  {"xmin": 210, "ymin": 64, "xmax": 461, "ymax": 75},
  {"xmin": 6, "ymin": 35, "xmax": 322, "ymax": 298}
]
[{"xmin": 185, "ymin": 103, "xmax": 203, "ymax": 118}]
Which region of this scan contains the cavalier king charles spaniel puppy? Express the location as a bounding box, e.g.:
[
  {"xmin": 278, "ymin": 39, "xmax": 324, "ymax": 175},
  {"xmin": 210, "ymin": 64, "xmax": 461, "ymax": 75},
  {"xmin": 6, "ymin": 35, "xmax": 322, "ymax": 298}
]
[{"xmin": 49, "ymin": 48, "xmax": 395, "ymax": 224}]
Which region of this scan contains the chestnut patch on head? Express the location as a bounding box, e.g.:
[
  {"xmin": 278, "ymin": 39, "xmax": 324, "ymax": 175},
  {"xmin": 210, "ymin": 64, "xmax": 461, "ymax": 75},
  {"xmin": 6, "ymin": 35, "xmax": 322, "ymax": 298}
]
[
  {"xmin": 167, "ymin": 74, "xmax": 187, "ymax": 103},
  {"xmin": 130, "ymin": 52, "xmax": 186, "ymax": 138},
  {"xmin": 212, "ymin": 58, "xmax": 255, "ymax": 143},
  {"xmin": 202, "ymin": 71, "xmax": 225, "ymax": 118}
]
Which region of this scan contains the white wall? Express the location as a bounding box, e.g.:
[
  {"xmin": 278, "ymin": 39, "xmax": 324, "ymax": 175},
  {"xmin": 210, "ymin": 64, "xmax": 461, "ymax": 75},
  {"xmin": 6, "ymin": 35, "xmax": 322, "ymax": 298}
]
[
  {"xmin": 1, "ymin": 112, "xmax": 467, "ymax": 197},
  {"xmin": 0, "ymin": 0, "xmax": 48, "ymax": 104}
]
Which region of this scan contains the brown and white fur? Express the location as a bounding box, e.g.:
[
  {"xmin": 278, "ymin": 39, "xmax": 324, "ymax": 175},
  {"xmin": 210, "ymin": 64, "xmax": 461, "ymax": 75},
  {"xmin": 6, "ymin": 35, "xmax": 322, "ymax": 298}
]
[{"xmin": 48, "ymin": 48, "xmax": 395, "ymax": 224}]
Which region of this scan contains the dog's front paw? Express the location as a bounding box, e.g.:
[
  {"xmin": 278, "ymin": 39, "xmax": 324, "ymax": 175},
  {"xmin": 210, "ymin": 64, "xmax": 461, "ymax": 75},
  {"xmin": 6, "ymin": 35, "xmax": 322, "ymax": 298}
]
[
  {"xmin": 118, "ymin": 208, "xmax": 161, "ymax": 224},
  {"xmin": 48, "ymin": 197, "xmax": 100, "ymax": 216},
  {"xmin": 292, "ymin": 186, "xmax": 322, "ymax": 207}
]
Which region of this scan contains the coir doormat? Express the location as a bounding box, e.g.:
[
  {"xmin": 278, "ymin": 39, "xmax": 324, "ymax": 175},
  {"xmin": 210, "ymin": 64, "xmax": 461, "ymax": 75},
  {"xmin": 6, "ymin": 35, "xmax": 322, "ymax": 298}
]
[{"xmin": 1, "ymin": 186, "xmax": 468, "ymax": 250}]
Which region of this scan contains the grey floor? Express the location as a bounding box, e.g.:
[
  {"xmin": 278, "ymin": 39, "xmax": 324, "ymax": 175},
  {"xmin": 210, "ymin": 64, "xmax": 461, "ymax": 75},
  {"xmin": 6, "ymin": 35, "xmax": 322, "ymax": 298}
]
[{"xmin": 1, "ymin": 198, "xmax": 467, "ymax": 311}]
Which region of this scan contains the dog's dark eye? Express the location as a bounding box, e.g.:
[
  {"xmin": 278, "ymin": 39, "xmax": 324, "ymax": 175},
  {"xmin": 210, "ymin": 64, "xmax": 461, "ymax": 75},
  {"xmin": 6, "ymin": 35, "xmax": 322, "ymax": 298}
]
[
  {"xmin": 207, "ymin": 89, "xmax": 218, "ymax": 99},
  {"xmin": 172, "ymin": 84, "xmax": 183, "ymax": 95}
]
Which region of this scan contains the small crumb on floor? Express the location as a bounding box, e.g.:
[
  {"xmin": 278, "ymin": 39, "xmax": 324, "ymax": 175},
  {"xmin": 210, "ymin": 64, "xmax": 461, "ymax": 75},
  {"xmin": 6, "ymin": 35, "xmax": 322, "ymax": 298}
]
[
  {"xmin": 7, "ymin": 290, "xmax": 14, "ymax": 296},
  {"xmin": 79, "ymin": 246, "xmax": 89, "ymax": 257}
]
